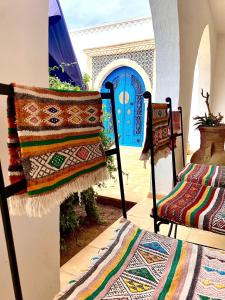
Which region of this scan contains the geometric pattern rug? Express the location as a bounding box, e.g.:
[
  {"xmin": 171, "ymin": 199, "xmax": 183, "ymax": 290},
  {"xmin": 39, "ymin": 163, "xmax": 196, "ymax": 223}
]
[
  {"xmin": 7, "ymin": 83, "xmax": 108, "ymax": 217},
  {"xmin": 157, "ymin": 181, "xmax": 225, "ymax": 235},
  {"xmin": 54, "ymin": 221, "xmax": 225, "ymax": 300},
  {"xmin": 140, "ymin": 103, "xmax": 170, "ymax": 164},
  {"xmin": 177, "ymin": 163, "xmax": 225, "ymax": 188}
]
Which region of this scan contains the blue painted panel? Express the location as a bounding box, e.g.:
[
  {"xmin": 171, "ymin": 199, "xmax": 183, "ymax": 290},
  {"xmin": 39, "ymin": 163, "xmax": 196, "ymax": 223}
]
[{"xmin": 101, "ymin": 66, "xmax": 145, "ymax": 147}]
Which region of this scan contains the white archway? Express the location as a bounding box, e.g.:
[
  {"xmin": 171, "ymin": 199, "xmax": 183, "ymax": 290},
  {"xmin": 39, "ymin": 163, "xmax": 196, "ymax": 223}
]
[
  {"xmin": 93, "ymin": 58, "xmax": 152, "ymax": 91},
  {"xmin": 94, "ymin": 59, "xmax": 152, "ymax": 147},
  {"xmin": 188, "ymin": 25, "xmax": 211, "ymax": 153}
]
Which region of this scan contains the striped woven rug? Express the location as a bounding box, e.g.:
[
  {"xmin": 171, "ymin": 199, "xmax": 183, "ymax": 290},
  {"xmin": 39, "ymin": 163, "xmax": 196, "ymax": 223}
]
[
  {"xmin": 157, "ymin": 181, "xmax": 225, "ymax": 235},
  {"xmin": 177, "ymin": 163, "xmax": 225, "ymax": 188},
  {"xmin": 55, "ymin": 221, "xmax": 225, "ymax": 300},
  {"xmin": 7, "ymin": 84, "xmax": 109, "ymax": 217}
]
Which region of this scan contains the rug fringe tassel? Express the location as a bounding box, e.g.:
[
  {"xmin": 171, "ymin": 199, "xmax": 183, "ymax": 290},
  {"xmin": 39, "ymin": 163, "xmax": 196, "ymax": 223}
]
[
  {"xmin": 8, "ymin": 167, "xmax": 109, "ymax": 218},
  {"xmin": 139, "ymin": 148, "xmax": 171, "ymax": 166}
]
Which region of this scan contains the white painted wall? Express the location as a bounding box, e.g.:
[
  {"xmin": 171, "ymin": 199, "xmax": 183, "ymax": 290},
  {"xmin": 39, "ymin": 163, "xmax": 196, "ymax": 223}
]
[
  {"xmin": 178, "ymin": 0, "xmax": 217, "ymax": 157},
  {"xmin": 149, "ymin": 0, "xmax": 218, "ymax": 194},
  {"xmin": 188, "ymin": 25, "xmax": 211, "ymax": 153},
  {"xmin": 149, "ymin": 0, "xmax": 180, "ymax": 106},
  {"xmin": 211, "ymin": 34, "xmax": 225, "ymax": 118},
  {"xmin": 188, "ymin": 61, "xmax": 201, "ymax": 152},
  {"xmin": 149, "ymin": 0, "xmax": 180, "ymax": 194},
  {"xmin": 70, "ymin": 17, "xmax": 154, "ymax": 73},
  {"xmin": 0, "ymin": 1, "xmax": 59, "ymax": 299},
  {"xmin": 94, "ymin": 58, "xmax": 152, "ymax": 91}
]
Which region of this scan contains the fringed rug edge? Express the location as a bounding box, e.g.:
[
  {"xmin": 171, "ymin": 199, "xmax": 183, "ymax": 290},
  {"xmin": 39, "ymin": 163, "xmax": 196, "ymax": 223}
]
[{"xmin": 8, "ymin": 167, "xmax": 109, "ymax": 217}]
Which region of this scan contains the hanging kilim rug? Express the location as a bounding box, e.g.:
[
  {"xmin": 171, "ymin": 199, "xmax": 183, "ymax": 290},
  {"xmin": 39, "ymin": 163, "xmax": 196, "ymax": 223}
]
[
  {"xmin": 171, "ymin": 110, "xmax": 181, "ymax": 133},
  {"xmin": 178, "ymin": 163, "xmax": 225, "ymax": 188},
  {"xmin": 140, "ymin": 102, "xmax": 170, "ymax": 164},
  {"xmin": 54, "ymin": 221, "xmax": 225, "ymax": 300},
  {"xmin": 169, "ymin": 110, "xmax": 181, "ymax": 148},
  {"xmin": 7, "ymin": 83, "xmax": 109, "ymax": 217},
  {"xmin": 157, "ymin": 181, "xmax": 225, "ymax": 235}
]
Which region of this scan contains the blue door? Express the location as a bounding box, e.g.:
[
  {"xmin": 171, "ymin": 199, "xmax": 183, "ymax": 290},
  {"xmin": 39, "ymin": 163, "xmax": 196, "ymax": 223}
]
[{"xmin": 101, "ymin": 66, "xmax": 145, "ymax": 147}]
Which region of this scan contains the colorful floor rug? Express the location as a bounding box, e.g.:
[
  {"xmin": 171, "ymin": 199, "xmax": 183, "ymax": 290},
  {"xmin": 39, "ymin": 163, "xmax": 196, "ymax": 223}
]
[
  {"xmin": 177, "ymin": 163, "xmax": 225, "ymax": 188},
  {"xmin": 55, "ymin": 221, "xmax": 225, "ymax": 300},
  {"xmin": 157, "ymin": 181, "xmax": 225, "ymax": 235},
  {"xmin": 7, "ymin": 84, "xmax": 109, "ymax": 217},
  {"xmin": 140, "ymin": 103, "xmax": 170, "ymax": 164}
]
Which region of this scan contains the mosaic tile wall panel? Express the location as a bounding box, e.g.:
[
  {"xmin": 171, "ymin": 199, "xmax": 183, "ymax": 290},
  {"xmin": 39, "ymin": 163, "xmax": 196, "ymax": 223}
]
[{"xmin": 92, "ymin": 49, "xmax": 154, "ymax": 84}]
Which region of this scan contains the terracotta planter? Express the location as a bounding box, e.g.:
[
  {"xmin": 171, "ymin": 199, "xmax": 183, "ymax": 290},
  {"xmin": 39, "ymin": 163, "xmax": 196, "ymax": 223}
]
[{"xmin": 191, "ymin": 126, "xmax": 225, "ymax": 166}]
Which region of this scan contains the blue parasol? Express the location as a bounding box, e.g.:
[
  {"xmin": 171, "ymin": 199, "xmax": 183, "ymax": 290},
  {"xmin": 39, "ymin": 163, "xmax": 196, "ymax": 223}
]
[{"xmin": 49, "ymin": 0, "xmax": 84, "ymax": 88}]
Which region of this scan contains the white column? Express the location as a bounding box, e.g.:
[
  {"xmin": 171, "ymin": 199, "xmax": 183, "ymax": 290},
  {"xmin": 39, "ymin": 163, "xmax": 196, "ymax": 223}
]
[
  {"xmin": 0, "ymin": 1, "xmax": 60, "ymax": 299},
  {"xmin": 149, "ymin": 0, "xmax": 180, "ymax": 105},
  {"xmin": 149, "ymin": 0, "xmax": 217, "ymax": 194},
  {"xmin": 149, "ymin": 0, "xmax": 180, "ymax": 194}
]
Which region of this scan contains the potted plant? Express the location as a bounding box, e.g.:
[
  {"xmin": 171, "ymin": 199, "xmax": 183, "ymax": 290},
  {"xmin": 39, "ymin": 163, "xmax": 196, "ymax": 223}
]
[{"xmin": 191, "ymin": 90, "xmax": 225, "ymax": 166}]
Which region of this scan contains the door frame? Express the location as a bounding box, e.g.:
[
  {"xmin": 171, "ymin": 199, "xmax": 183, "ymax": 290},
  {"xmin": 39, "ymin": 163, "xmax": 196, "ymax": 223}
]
[
  {"xmin": 100, "ymin": 63, "xmax": 150, "ymax": 147},
  {"xmin": 94, "ymin": 58, "xmax": 151, "ymax": 92}
]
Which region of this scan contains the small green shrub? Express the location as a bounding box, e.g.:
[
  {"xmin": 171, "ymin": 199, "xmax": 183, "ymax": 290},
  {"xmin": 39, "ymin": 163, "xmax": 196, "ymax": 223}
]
[
  {"xmin": 81, "ymin": 188, "xmax": 100, "ymax": 222},
  {"xmin": 83, "ymin": 72, "xmax": 91, "ymax": 89},
  {"xmin": 60, "ymin": 193, "xmax": 80, "ymax": 235},
  {"xmin": 49, "ymin": 64, "xmax": 81, "ymax": 91}
]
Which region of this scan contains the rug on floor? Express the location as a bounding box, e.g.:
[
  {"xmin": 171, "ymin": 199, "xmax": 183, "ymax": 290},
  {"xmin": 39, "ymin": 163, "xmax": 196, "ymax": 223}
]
[{"xmin": 55, "ymin": 221, "xmax": 225, "ymax": 299}]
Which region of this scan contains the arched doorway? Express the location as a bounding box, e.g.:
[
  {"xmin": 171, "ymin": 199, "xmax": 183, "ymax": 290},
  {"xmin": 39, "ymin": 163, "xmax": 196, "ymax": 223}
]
[
  {"xmin": 101, "ymin": 66, "xmax": 145, "ymax": 147},
  {"xmin": 188, "ymin": 25, "xmax": 211, "ymax": 154}
]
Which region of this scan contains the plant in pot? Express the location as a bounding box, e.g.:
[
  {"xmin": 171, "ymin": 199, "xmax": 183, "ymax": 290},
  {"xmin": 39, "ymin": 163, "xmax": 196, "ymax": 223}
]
[{"xmin": 191, "ymin": 89, "xmax": 225, "ymax": 165}]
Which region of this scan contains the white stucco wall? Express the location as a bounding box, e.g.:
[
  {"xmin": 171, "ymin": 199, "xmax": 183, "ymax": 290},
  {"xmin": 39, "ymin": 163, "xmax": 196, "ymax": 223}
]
[
  {"xmin": 149, "ymin": 0, "xmax": 180, "ymax": 194},
  {"xmin": 188, "ymin": 61, "xmax": 201, "ymax": 152},
  {"xmin": 70, "ymin": 17, "xmax": 154, "ymax": 155},
  {"xmin": 70, "ymin": 17, "xmax": 154, "ymax": 73},
  {"xmin": 149, "ymin": 0, "xmax": 180, "ymax": 105},
  {"xmin": 149, "ymin": 0, "xmax": 218, "ymax": 194},
  {"xmin": 211, "ymin": 34, "xmax": 225, "ymax": 117},
  {"xmin": 0, "ymin": 1, "xmax": 59, "ymax": 299},
  {"xmin": 178, "ymin": 0, "xmax": 217, "ymax": 157},
  {"xmin": 94, "ymin": 58, "xmax": 152, "ymax": 91},
  {"xmin": 188, "ymin": 25, "xmax": 212, "ymax": 152}
]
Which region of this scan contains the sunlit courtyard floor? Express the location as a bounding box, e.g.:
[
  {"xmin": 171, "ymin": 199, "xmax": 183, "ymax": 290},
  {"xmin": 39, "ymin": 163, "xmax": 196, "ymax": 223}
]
[
  {"xmin": 96, "ymin": 146, "xmax": 151, "ymax": 203},
  {"xmin": 60, "ymin": 149, "xmax": 225, "ymax": 291}
]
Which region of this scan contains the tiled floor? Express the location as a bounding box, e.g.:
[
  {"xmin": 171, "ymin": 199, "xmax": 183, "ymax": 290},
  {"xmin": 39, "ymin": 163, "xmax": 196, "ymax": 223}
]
[
  {"xmin": 60, "ymin": 197, "xmax": 225, "ymax": 290},
  {"xmin": 60, "ymin": 198, "xmax": 153, "ymax": 291},
  {"xmin": 60, "ymin": 149, "xmax": 225, "ymax": 291},
  {"xmin": 95, "ymin": 146, "xmax": 150, "ymax": 203},
  {"xmin": 60, "ymin": 146, "xmax": 151, "ymax": 290}
]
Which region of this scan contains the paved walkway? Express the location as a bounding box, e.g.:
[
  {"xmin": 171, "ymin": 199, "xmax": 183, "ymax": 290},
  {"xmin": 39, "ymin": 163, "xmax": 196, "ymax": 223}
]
[
  {"xmin": 59, "ymin": 149, "xmax": 225, "ymax": 291},
  {"xmin": 96, "ymin": 146, "xmax": 151, "ymax": 203}
]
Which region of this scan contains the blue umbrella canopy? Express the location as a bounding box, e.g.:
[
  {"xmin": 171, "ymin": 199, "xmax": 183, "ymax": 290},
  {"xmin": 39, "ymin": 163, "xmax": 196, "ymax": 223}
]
[{"xmin": 49, "ymin": 0, "xmax": 84, "ymax": 88}]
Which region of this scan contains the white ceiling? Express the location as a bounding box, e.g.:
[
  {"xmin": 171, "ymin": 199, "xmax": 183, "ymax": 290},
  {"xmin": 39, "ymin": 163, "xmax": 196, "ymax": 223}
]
[{"xmin": 209, "ymin": 0, "xmax": 225, "ymax": 34}]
